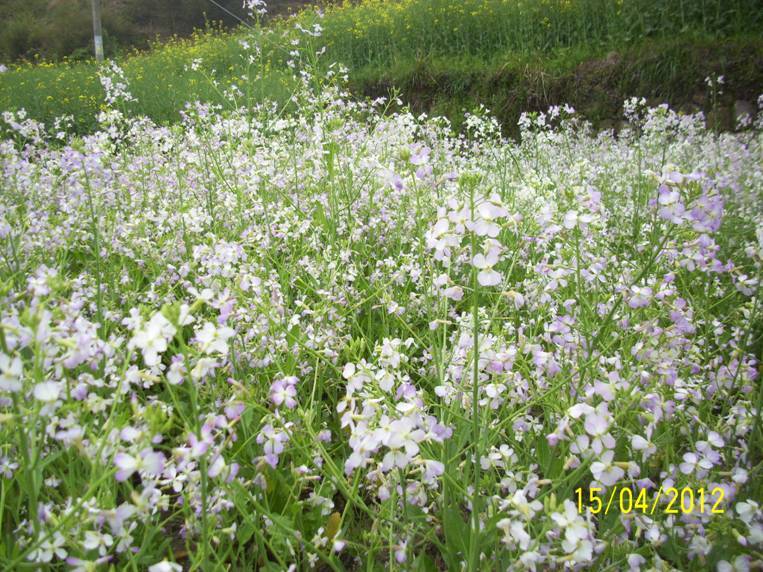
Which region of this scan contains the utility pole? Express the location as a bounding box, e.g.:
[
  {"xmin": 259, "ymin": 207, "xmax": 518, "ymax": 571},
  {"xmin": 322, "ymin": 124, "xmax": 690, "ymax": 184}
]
[{"xmin": 91, "ymin": 0, "xmax": 104, "ymax": 63}]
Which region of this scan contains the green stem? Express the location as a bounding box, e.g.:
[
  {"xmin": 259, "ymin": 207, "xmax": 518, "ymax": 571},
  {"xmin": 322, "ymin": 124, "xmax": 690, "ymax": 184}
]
[
  {"xmin": 468, "ymin": 183, "xmax": 481, "ymax": 571},
  {"xmin": 200, "ymin": 455, "xmax": 209, "ymax": 569},
  {"xmin": 11, "ymin": 393, "xmax": 38, "ymax": 538}
]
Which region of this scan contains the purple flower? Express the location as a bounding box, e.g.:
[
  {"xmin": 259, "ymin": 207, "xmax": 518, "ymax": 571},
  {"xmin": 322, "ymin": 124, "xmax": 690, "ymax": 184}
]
[
  {"xmin": 628, "ymin": 286, "xmax": 653, "ymax": 309},
  {"xmin": 270, "ymin": 376, "xmax": 298, "ymax": 409},
  {"xmin": 114, "ymin": 449, "xmax": 166, "ymax": 481},
  {"xmin": 256, "ymin": 423, "xmax": 289, "ymax": 468}
]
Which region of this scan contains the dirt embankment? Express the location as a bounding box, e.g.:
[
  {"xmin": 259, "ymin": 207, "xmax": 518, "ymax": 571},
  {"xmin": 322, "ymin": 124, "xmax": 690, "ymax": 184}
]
[{"xmin": 352, "ymin": 37, "xmax": 763, "ymax": 134}]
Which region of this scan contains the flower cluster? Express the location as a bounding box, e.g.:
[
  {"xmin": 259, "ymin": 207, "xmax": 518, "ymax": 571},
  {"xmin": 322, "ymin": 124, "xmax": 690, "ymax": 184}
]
[
  {"xmin": 426, "ymin": 193, "xmax": 514, "ymax": 289},
  {"xmin": 0, "ymin": 57, "xmax": 760, "ymax": 569},
  {"xmin": 339, "ymin": 338, "xmax": 451, "ymax": 502}
]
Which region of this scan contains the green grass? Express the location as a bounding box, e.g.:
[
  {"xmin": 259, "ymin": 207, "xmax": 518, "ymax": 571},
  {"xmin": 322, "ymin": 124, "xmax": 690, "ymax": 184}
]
[
  {"xmin": 0, "ymin": 6, "xmax": 762, "ymax": 569},
  {"xmin": 318, "ymin": 0, "xmax": 761, "ymax": 67},
  {"xmin": 1, "ymin": 77, "xmax": 761, "ymax": 569},
  {"xmin": 351, "ymin": 34, "xmax": 763, "ymax": 133},
  {"xmin": 0, "ymin": 30, "xmax": 300, "ymax": 133},
  {"xmin": 1, "ymin": 0, "xmax": 762, "ymax": 133}
]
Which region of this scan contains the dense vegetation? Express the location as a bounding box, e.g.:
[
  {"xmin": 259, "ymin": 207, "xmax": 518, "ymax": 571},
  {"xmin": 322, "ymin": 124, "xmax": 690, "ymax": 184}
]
[
  {"xmin": 0, "ymin": 0, "xmax": 761, "ymax": 134},
  {"xmin": 1, "ymin": 1, "xmax": 762, "ymax": 570},
  {"xmin": 0, "ymin": 40, "xmax": 761, "ymax": 571},
  {"xmin": 0, "ymin": 0, "xmax": 314, "ymax": 62}
]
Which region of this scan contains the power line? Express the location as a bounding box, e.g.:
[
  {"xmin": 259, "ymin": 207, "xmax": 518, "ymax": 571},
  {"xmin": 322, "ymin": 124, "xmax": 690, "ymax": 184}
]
[{"xmin": 204, "ymin": 0, "xmax": 255, "ymax": 30}]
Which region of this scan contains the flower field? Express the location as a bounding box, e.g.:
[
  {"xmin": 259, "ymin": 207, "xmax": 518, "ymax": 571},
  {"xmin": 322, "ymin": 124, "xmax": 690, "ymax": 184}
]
[
  {"xmin": 1, "ymin": 43, "xmax": 763, "ymax": 572},
  {"xmin": 2, "ymin": 0, "xmax": 762, "ymax": 135}
]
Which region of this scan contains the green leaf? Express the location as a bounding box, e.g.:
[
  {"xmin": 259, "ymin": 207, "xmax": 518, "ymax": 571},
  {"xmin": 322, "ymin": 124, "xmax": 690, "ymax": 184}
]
[
  {"xmin": 237, "ymin": 521, "xmax": 256, "ymax": 544},
  {"xmin": 442, "ymin": 506, "xmax": 469, "ymax": 559},
  {"xmin": 413, "ymin": 553, "xmax": 438, "ymax": 572}
]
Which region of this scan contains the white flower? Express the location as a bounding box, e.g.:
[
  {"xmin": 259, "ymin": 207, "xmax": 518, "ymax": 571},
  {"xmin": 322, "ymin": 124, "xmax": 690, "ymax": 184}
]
[
  {"xmin": 472, "ymin": 197, "xmax": 508, "ymax": 236},
  {"xmin": 27, "ymin": 531, "xmax": 67, "ymax": 563},
  {"xmin": 563, "ymin": 210, "xmax": 593, "ymax": 230},
  {"xmin": 563, "ymin": 210, "xmax": 579, "ymax": 229},
  {"xmin": 376, "ymin": 370, "xmax": 394, "ymax": 392},
  {"xmin": 342, "ymin": 362, "xmax": 356, "ymax": 379},
  {"xmin": 177, "ymin": 304, "xmax": 195, "ymax": 326},
  {"xmin": 128, "ymin": 312, "xmax": 176, "ymax": 366},
  {"xmin": 380, "ymin": 417, "xmax": 425, "ymax": 471},
  {"xmin": 731, "ymin": 467, "xmax": 749, "ymax": 484},
  {"xmin": 167, "ymin": 359, "xmax": 185, "ymax": 385},
  {"xmin": 590, "ymin": 450, "xmax": 625, "ymax": 486},
  {"xmin": 190, "ymin": 357, "xmax": 218, "ymax": 380},
  {"xmin": 735, "ymin": 500, "xmax": 759, "ymax": 525},
  {"xmin": 717, "ymin": 556, "xmax": 751, "ymax": 572},
  {"xmin": 0, "ymin": 353, "xmax": 23, "ymax": 392},
  {"xmin": 114, "ymin": 449, "xmax": 166, "ymax": 481},
  {"xmin": 33, "ymin": 382, "xmax": 61, "ymax": 402},
  {"xmin": 473, "ymin": 245, "xmax": 502, "ymax": 287},
  {"xmin": 82, "ymin": 530, "xmax": 113, "ymax": 556},
  {"xmin": 568, "ymin": 403, "xmax": 594, "ymax": 418},
  {"xmin": 195, "ymin": 321, "xmax": 235, "ymax": 355},
  {"xmin": 472, "ymin": 251, "xmax": 499, "ymax": 270},
  {"xmin": 473, "ymin": 218, "xmax": 500, "ymax": 237},
  {"xmin": 679, "ymin": 452, "xmax": 713, "ymax": 475},
  {"xmin": 631, "ymin": 435, "xmax": 657, "ymax": 460},
  {"xmin": 478, "ymin": 269, "xmax": 502, "ymax": 286},
  {"xmin": 509, "ymin": 489, "xmax": 543, "ymax": 519},
  {"xmin": 552, "ymin": 500, "xmax": 594, "ymax": 564},
  {"xmin": 149, "ymin": 560, "xmax": 182, "ymax": 572},
  {"xmin": 628, "ymin": 553, "xmax": 646, "ymax": 571},
  {"xmin": 443, "ymin": 285, "xmax": 464, "ymax": 300},
  {"xmin": 497, "ymin": 518, "xmax": 531, "ymax": 550}
]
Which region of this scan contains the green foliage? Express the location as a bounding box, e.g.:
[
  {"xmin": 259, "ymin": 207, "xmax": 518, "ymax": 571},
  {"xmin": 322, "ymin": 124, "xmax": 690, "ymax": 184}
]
[
  {"xmin": 351, "ymin": 35, "xmax": 763, "ymax": 134},
  {"xmin": 0, "ymin": 0, "xmax": 314, "ymax": 62},
  {"xmin": 0, "ymin": 0, "xmax": 136, "ymax": 61},
  {"xmin": 318, "ymin": 0, "xmax": 763, "ymax": 68},
  {"xmin": 0, "ymin": 0, "xmax": 761, "ymax": 134}
]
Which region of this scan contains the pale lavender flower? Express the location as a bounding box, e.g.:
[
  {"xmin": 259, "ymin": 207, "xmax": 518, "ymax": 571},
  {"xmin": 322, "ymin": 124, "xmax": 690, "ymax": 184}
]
[
  {"xmin": 270, "ymin": 376, "xmax": 298, "ymax": 409},
  {"xmin": 0, "ymin": 354, "xmax": 22, "ymax": 392},
  {"xmin": 114, "ymin": 449, "xmax": 166, "ymax": 482},
  {"xmin": 148, "ymin": 560, "xmax": 182, "ymax": 572}
]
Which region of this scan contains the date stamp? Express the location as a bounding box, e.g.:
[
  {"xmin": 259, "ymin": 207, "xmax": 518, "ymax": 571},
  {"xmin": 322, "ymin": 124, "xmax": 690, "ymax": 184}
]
[{"xmin": 575, "ymin": 486, "xmax": 726, "ymax": 515}]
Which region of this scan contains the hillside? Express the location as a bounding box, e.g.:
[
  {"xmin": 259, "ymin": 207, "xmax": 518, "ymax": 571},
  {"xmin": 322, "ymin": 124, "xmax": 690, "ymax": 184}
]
[
  {"xmin": 0, "ymin": 0, "xmax": 318, "ymax": 62},
  {"xmin": 0, "ymin": 0, "xmax": 761, "ymax": 135}
]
